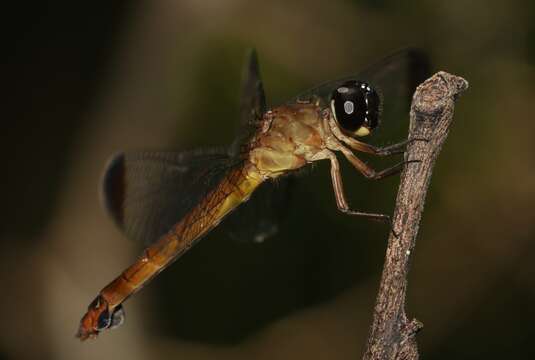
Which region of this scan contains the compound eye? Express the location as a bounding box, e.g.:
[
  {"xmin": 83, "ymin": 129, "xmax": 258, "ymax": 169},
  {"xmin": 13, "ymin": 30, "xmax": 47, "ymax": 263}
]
[{"xmin": 330, "ymin": 81, "xmax": 381, "ymax": 137}]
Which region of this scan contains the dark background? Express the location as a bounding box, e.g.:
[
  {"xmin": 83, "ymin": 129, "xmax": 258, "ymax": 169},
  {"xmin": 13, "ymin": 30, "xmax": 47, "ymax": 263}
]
[{"xmin": 3, "ymin": 1, "xmax": 535, "ymax": 359}]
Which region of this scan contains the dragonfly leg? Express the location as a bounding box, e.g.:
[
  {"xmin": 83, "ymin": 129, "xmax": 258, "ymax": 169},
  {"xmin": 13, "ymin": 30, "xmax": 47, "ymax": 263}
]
[
  {"xmin": 351, "ymin": 139, "xmax": 407, "ymax": 156},
  {"xmin": 327, "ymin": 151, "xmax": 390, "ymax": 223},
  {"xmin": 339, "ymin": 146, "xmax": 419, "ymax": 180},
  {"xmin": 344, "ymin": 137, "xmax": 428, "ymax": 156}
]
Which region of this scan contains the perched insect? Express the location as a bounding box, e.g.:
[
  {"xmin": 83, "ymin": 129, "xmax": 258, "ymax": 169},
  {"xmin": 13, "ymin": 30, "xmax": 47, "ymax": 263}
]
[{"xmin": 76, "ymin": 48, "xmax": 429, "ymax": 340}]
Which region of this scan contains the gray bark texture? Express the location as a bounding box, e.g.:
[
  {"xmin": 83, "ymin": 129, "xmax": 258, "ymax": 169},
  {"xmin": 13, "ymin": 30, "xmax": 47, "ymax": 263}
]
[{"xmin": 362, "ymin": 72, "xmax": 469, "ymax": 360}]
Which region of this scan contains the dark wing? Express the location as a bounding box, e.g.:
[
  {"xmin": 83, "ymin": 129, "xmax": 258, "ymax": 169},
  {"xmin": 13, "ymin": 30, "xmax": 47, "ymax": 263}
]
[
  {"xmin": 290, "ymin": 48, "xmax": 430, "ymax": 106},
  {"xmin": 230, "ymin": 48, "xmax": 267, "ymax": 157},
  {"xmin": 102, "ymin": 50, "xmax": 293, "ymax": 245},
  {"xmin": 289, "ymin": 48, "xmax": 431, "ymax": 142},
  {"xmin": 102, "ymin": 148, "xmax": 235, "ymax": 245},
  {"xmin": 240, "ymin": 48, "xmax": 267, "ymax": 126},
  {"xmin": 227, "ymin": 48, "xmax": 292, "ymax": 243}
]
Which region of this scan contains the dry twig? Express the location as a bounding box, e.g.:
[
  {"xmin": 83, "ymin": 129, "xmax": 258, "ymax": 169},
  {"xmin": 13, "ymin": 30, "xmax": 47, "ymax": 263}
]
[{"xmin": 362, "ymin": 72, "xmax": 469, "ymax": 360}]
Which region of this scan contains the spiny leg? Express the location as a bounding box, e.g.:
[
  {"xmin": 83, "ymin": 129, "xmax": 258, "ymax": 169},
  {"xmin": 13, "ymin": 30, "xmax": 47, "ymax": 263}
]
[
  {"xmin": 326, "ymin": 151, "xmax": 390, "ymax": 223},
  {"xmin": 342, "ymin": 137, "xmax": 428, "ymax": 156},
  {"xmin": 339, "ymin": 146, "xmax": 419, "ymax": 180},
  {"xmin": 349, "ymin": 138, "xmax": 410, "ymax": 156}
]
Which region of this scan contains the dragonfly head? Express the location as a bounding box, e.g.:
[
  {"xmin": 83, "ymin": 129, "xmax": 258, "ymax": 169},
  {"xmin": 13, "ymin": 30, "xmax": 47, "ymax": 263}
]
[
  {"xmin": 76, "ymin": 295, "xmax": 125, "ymax": 340},
  {"xmin": 330, "ymin": 80, "xmax": 381, "ymax": 138}
]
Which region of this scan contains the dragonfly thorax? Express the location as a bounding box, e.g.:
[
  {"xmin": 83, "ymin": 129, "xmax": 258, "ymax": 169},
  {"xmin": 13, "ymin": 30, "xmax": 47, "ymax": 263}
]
[{"xmin": 248, "ymin": 103, "xmax": 327, "ymax": 178}]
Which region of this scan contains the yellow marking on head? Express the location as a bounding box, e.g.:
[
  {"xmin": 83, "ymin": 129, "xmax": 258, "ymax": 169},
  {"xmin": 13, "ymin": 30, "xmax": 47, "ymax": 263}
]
[{"xmin": 354, "ymin": 126, "xmax": 370, "ymax": 137}]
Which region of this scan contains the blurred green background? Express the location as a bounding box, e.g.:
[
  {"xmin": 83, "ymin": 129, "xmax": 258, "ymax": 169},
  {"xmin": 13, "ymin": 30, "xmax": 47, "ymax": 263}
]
[{"xmin": 3, "ymin": 1, "xmax": 535, "ymax": 359}]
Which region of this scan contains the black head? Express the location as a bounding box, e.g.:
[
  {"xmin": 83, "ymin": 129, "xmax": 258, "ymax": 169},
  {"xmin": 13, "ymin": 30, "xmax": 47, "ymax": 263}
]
[{"xmin": 330, "ymin": 80, "xmax": 381, "ymax": 137}]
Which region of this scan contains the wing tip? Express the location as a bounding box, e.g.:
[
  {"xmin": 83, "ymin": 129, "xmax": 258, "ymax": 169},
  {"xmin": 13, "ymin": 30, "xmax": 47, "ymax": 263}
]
[
  {"xmin": 101, "ymin": 152, "xmax": 126, "ymax": 226},
  {"xmin": 403, "ymin": 47, "xmax": 432, "ymax": 91}
]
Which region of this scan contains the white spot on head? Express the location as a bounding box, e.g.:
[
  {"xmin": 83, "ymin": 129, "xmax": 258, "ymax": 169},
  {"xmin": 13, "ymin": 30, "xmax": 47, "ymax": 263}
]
[
  {"xmin": 406, "ymin": 250, "xmax": 411, "ymax": 256},
  {"xmin": 343, "ymin": 100, "xmax": 354, "ymax": 114},
  {"xmin": 337, "ymin": 86, "xmax": 349, "ymax": 94}
]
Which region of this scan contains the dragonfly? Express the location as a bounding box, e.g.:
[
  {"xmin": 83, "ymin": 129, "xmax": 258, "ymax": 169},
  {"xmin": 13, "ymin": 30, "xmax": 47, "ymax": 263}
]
[{"xmin": 76, "ymin": 48, "xmax": 429, "ymax": 340}]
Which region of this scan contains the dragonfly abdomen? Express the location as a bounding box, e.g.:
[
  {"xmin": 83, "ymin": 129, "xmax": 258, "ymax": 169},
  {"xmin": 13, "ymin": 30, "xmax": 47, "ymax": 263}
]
[
  {"xmin": 78, "ymin": 163, "xmax": 264, "ymax": 339},
  {"xmin": 105, "ymin": 163, "xmax": 264, "ymax": 303}
]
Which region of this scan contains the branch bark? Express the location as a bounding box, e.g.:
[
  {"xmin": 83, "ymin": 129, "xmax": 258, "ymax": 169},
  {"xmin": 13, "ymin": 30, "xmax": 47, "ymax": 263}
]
[{"xmin": 362, "ymin": 72, "xmax": 469, "ymax": 360}]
